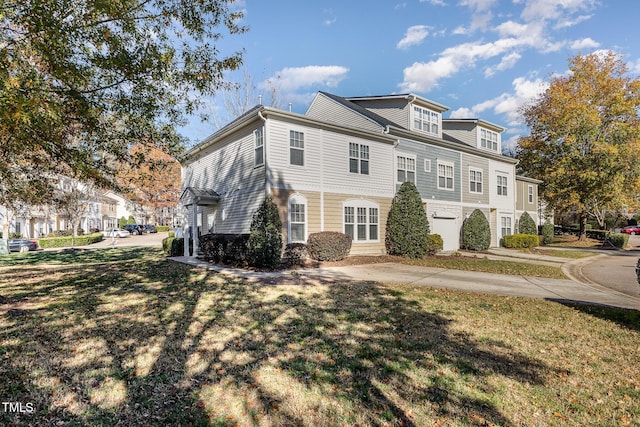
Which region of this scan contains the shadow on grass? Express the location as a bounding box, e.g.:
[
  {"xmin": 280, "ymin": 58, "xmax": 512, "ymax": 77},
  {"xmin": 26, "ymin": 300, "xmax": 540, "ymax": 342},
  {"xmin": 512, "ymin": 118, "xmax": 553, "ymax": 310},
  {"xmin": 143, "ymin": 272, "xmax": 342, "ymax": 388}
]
[
  {"xmin": 552, "ymin": 300, "xmax": 640, "ymax": 332},
  {"xmin": 1, "ymin": 249, "xmax": 559, "ymax": 426},
  {"xmin": 0, "ymin": 246, "xmax": 159, "ymax": 267}
]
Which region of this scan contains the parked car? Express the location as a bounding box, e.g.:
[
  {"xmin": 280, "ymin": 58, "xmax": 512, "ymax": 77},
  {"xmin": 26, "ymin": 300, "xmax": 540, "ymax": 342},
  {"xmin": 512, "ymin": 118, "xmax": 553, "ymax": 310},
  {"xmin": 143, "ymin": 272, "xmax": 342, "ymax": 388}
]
[
  {"xmin": 621, "ymin": 225, "xmax": 640, "ymax": 235},
  {"xmin": 143, "ymin": 224, "xmax": 157, "ymax": 233},
  {"xmin": 8, "ymin": 239, "xmax": 38, "ymax": 252},
  {"xmin": 103, "ymin": 228, "xmax": 130, "ymax": 238},
  {"xmin": 123, "ymin": 224, "xmax": 141, "ymax": 235}
]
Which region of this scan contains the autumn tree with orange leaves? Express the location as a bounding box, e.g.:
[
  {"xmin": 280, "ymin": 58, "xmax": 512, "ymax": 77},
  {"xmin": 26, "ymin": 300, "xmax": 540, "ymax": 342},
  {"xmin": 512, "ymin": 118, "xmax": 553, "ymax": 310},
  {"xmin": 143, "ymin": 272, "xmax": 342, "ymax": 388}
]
[
  {"xmin": 118, "ymin": 144, "xmax": 181, "ymax": 226},
  {"xmin": 517, "ymin": 52, "xmax": 640, "ymax": 240}
]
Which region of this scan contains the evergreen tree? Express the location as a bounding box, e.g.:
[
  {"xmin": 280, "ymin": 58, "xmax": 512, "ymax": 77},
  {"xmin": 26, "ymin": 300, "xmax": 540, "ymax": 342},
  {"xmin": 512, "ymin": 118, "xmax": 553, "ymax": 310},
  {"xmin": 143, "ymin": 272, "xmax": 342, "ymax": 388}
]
[
  {"xmin": 462, "ymin": 209, "xmax": 491, "ymax": 251},
  {"xmin": 385, "ymin": 182, "xmax": 430, "ymax": 258},
  {"xmin": 518, "ymin": 212, "xmax": 537, "ymax": 235},
  {"xmin": 247, "ymin": 197, "xmax": 283, "ymax": 269}
]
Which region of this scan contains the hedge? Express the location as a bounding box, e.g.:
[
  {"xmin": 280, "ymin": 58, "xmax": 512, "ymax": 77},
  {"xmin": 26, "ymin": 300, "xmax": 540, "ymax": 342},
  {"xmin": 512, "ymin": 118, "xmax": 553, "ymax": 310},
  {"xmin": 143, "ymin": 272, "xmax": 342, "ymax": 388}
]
[
  {"xmin": 38, "ymin": 232, "xmax": 104, "ymax": 249},
  {"xmin": 502, "ymin": 234, "xmax": 540, "ymax": 249},
  {"xmin": 283, "ymin": 243, "xmax": 308, "ymax": 267},
  {"xmin": 307, "ymin": 231, "xmax": 352, "ymax": 261},
  {"xmin": 608, "ymin": 233, "xmax": 628, "ymax": 249},
  {"xmin": 199, "ymin": 233, "xmax": 249, "ymax": 266},
  {"xmin": 156, "ymin": 226, "xmax": 171, "ymax": 232},
  {"xmin": 162, "ymin": 236, "xmax": 184, "ymax": 256},
  {"xmin": 427, "ymin": 234, "xmax": 443, "ymax": 255}
]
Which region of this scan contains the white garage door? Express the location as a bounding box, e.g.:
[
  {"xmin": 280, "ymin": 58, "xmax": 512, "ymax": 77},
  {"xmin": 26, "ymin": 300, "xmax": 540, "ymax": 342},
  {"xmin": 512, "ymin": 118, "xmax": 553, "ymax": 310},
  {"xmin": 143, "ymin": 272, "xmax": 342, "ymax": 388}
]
[{"xmin": 432, "ymin": 217, "xmax": 459, "ymax": 252}]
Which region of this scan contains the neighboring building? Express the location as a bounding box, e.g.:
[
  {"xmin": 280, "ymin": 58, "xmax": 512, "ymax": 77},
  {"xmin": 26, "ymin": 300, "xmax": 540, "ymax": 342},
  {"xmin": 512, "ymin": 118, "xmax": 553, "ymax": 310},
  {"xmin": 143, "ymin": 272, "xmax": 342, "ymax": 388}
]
[{"xmin": 180, "ymin": 91, "xmax": 540, "ymax": 257}]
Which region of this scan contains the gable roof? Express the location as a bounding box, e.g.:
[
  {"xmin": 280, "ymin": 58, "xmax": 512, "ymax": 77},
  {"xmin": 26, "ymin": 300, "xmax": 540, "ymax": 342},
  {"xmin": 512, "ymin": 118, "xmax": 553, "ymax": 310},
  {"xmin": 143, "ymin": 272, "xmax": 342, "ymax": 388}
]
[
  {"xmin": 346, "ymin": 93, "xmax": 450, "ymax": 113},
  {"xmin": 316, "ymin": 91, "xmax": 402, "ymax": 129}
]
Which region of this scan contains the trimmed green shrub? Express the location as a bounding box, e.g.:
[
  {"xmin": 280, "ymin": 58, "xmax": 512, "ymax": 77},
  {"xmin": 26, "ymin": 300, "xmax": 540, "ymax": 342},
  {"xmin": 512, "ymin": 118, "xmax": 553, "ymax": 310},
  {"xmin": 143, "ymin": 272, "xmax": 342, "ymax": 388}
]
[
  {"xmin": 462, "ymin": 209, "xmax": 491, "ymax": 251},
  {"xmin": 247, "ymin": 197, "xmax": 283, "ymax": 269},
  {"xmin": 609, "ymin": 233, "xmax": 629, "ymax": 249},
  {"xmin": 427, "ymin": 234, "xmax": 443, "ymax": 255},
  {"xmin": 156, "ymin": 226, "xmax": 171, "ymax": 232},
  {"xmin": 127, "ymin": 216, "xmax": 136, "ymax": 225},
  {"xmin": 118, "ymin": 216, "xmax": 128, "ymax": 228},
  {"xmin": 518, "ymin": 211, "xmax": 537, "ymax": 235},
  {"xmin": 168, "ymin": 231, "xmax": 175, "ymax": 238},
  {"xmin": 283, "ymin": 243, "xmax": 308, "ymax": 267},
  {"xmin": 385, "ymin": 181, "xmax": 430, "ymax": 258},
  {"xmin": 503, "ymin": 233, "xmax": 540, "ymax": 249},
  {"xmin": 541, "ymin": 222, "xmax": 554, "ymax": 245},
  {"xmin": 199, "ymin": 234, "xmax": 249, "ymax": 265},
  {"xmin": 38, "ymin": 232, "xmax": 104, "ymax": 248},
  {"xmin": 162, "ymin": 236, "xmax": 184, "ymax": 256},
  {"xmin": 307, "ymin": 231, "xmax": 352, "ymax": 261},
  {"xmin": 47, "ymin": 230, "xmax": 72, "ymax": 237}
]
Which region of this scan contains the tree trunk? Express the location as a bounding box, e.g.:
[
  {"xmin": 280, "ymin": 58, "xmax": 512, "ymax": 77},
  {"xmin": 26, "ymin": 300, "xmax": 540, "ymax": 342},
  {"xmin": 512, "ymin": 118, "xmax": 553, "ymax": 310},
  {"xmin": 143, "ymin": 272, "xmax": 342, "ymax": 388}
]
[{"xmin": 578, "ymin": 214, "xmax": 588, "ymax": 241}]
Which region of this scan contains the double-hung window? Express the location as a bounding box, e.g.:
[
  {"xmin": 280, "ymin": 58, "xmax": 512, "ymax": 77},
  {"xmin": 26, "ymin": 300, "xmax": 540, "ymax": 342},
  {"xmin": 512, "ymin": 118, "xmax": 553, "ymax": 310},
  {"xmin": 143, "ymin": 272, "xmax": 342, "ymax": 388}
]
[
  {"xmin": 501, "ymin": 216, "xmax": 512, "ymax": 237},
  {"xmin": 288, "ymin": 195, "xmax": 307, "ymax": 242},
  {"xmin": 437, "ymin": 161, "xmax": 454, "ymax": 190},
  {"xmin": 289, "ymin": 130, "xmax": 304, "ymax": 166},
  {"xmin": 397, "ymin": 155, "xmax": 416, "ymax": 184},
  {"xmin": 349, "ymin": 143, "xmax": 369, "ymax": 174},
  {"xmin": 480, "ymin": 129, "xmax": 498, "ymax": 151},
  {"xmin": 413, "ymin": 106, "xmax": 439, "ymax": 134},
  {"xmin": 344, "ymin": 202, "xmax": 379, "ymax": 242},
  {"xmin": 497, "ymin": 175, "xmax": 508, "ymax": 196},
  {"xmin": 254, "ymin": 128, "xmax": 264, "ymax": 166},
  {"xmin": 528, "ymin": 185, "xmax": 534, "ymax": 204},
  {"xmin": 469, "ymin": 168, "xmax": 483, "ymax": 193}
]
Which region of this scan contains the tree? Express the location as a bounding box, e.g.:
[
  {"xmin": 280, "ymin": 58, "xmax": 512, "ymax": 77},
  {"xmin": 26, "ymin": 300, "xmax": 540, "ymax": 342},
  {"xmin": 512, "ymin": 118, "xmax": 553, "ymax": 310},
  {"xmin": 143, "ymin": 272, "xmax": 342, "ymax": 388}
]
[
  {"xmin": 247, "ymin": 197, "xmax": 282, "ymax": 269},
  {"xmin": 53, "ymin": 179, "xmax": 94, "ymax": 246},
  {"xmin": 517, "ymin": 52, "xmax": 640, "ymax": 240},
  {"xmin": 385, "ymin": 182, "xmax": 430, "ymax": 258},
  {"xmin": 117, "ymin": 143, "xmax": 181, "ymax": 225},
  {"xmin": 518, "ymin": 212, "xmax": 537, "ymax": 235},
  {"xmin": 0, "ymin": 0, "xmax": 246, "ymax": 206},
  {"xmin": 462, "ymin": 209, "xmax": 491, "ymax": 251}
]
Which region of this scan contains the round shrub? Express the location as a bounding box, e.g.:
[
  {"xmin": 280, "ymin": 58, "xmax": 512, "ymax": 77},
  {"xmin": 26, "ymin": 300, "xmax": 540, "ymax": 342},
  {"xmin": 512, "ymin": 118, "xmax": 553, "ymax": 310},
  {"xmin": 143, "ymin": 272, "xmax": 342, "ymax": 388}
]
[
  {"xmin": 541, "ymin": 222, "xmax": 554, "ymax": 245},
  {"xmin": 385, "ymin": 181, "xmax": 430, "ymax": 258},
  {"xmin": 427, "ymin": 234, "xmax": 443, "ymax": 255},
  {"xmin": 247, "ymin": 196, "xmax": 283, "ymax": 269},
  {"xmin": 283, "ymin": 243, "xmax": 308, "ymax": 267},
  {"xmin": 462, "ymin": 209, "xmax": 491, "ymax": 251},
  {"xmin": 307, "ymin": 232, "xmax": 352, "ymax": 261},
  {"xmin": 518, "ymin": 211, "xmax": 537, "ymax": 235},
  {"xmin": 503, "ymin": 233, "xmax": 540, "ymax": 249}
]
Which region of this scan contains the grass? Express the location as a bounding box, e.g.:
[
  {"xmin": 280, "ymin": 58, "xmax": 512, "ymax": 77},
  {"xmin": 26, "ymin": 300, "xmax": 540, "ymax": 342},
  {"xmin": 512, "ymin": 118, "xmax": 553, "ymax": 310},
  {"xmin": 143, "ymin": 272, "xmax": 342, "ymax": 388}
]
[
  {"xmin": 1, "ymin": 247, "xmax": 639, "ymax": 426},
  {"xmin": 527, "ymin": 248, "xmax": 597, "ymax": 259},
  {"xmin": 405, "ymin": 256, "xmax": 568, "ymax": 279}
]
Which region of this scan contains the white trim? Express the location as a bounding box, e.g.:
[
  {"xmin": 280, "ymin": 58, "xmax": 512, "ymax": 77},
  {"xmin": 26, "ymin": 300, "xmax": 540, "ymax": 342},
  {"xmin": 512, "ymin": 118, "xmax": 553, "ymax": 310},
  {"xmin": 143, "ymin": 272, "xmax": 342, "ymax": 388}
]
[
  {"xmin": 437, "ymin": 160, "xmax": 455, "ymax": 191},
  {"xmin": 424, "ymin": 159, "xmax": 431, "ymax": 172},
  {"xmin": 396, "ymin": 153, "xmax": 417, "ymax": 185},
  {"xmin": 342, "ymin": 199, "xmax": 380, "ymax": 243},
  {"xmin": 469, "ymin": 166, "xmax": 483, "ymax": 194},
  {"xmin": 288, "ymin": 193, "xmax": 307, "ymax": 243}
]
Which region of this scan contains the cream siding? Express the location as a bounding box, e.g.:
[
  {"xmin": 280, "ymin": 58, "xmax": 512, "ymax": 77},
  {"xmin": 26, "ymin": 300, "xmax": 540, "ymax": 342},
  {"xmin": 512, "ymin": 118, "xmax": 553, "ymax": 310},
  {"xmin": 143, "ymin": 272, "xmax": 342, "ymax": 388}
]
[
  {"xmin": 306, "ymin": 94, "xmax": 383, "ymax": 133},
  {"xmin": 442, "ymin": 121, "xmax": 477, "ymax": 147},
  {"xmin": 461, "ymin": 153, "xmax": 490, "ymax": 205}
]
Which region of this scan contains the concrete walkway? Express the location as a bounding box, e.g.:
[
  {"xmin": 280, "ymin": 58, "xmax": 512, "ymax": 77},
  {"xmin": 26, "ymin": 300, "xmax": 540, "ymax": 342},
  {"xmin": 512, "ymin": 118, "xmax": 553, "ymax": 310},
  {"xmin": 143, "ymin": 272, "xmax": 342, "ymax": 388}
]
[{"xmin": 170, "ymin": 249, "xmax": 640, "ymax": 311}]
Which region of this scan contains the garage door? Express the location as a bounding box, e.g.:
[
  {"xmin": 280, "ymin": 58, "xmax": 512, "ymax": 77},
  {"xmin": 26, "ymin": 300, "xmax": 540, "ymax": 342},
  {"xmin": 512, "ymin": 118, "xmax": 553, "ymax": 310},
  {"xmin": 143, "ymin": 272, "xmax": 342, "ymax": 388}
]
[{"xmin": 432, "ymin": 217, "xmax": 459, "ymax": 252}]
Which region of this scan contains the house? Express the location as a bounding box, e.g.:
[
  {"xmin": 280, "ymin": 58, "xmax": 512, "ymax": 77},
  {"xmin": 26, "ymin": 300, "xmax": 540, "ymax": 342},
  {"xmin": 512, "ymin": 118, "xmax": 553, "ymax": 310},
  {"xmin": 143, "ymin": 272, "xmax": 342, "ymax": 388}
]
[{"xmin": 180, "ymin": 91, "xmax": 538, "ymax": 257}]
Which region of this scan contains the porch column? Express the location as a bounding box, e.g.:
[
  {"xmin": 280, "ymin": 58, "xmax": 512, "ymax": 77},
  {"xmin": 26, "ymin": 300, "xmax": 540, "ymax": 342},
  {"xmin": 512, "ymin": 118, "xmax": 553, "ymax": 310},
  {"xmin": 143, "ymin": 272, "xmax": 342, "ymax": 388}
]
[{"xmin": 192, "ymin": 204, "xmax": 199, "ymax": 257}]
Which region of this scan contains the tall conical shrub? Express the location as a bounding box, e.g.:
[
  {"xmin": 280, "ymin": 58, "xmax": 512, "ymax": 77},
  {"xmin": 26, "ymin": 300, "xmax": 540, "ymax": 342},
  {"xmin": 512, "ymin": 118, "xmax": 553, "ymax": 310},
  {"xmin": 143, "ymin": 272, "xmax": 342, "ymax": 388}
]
[
  {"xmin": 385, "ymin": 181, "xmax": 430, "ymax": 258},
  {"xmin": 462, "ymin": 209, "xmax": 491, "ymax": 251},
  {"xmin": 247, "ymin": 196, "xmax": 283, "ymax": 269},
  {"xmin": 518, "ymin": 211, "xmax": 537, "ymax": 235}
]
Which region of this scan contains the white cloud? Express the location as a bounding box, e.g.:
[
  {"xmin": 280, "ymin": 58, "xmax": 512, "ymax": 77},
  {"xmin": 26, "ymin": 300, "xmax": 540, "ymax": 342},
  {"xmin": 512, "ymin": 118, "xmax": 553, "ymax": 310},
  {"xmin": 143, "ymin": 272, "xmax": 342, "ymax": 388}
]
[
  {"xmin": 484, "ymin": 52, "xmax": 522, "ymax": 77},
  {"xmin": 397, "ymin": 25, "xmax": 430, "ymax": 49},
  {"xmin": 520, "ymin": 0, "xmax": 597, "ymax": 23},
  {"xmin": 570, "ymin": 37, "xmax": 600, "ymax": 50},
  {"xmin": 323, "ymin": 18, "xmax": 337, "ymax": 26},
  {"xmin": 419, "ymin": 0, "xmax": 446, "ymax": 5}
]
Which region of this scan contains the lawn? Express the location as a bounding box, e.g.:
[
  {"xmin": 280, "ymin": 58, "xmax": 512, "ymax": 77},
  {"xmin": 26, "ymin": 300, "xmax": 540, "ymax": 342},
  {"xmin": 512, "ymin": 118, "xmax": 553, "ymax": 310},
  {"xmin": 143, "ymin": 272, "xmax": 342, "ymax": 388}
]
[{"xmin": 1, "ymin": 248, "xmax": 638, "ymax": 426}]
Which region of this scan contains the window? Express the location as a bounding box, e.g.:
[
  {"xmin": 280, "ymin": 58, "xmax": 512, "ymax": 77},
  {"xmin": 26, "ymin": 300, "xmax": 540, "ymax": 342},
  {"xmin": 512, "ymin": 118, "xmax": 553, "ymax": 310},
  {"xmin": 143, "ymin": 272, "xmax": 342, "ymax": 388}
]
[
  {"xmin": 289, "ymin": 130, "xmax": 304, "ymax": 166},
  {"xmin": 469, "ymin": 168, "xmax": 483, "ymax": 193},
  {"xmin": 288, "ymin": 195, "xmax": 307, "ymax": 242},
  {"xmin": 413, "ymin": 106, "xmax": 439, "ymax": 134},
  {"xmin": 397, "ymin": 155, "xmax": 416, "ymax": 184},
  {"xmin": 424, "ymin": 159, "xmax": 431, "ymax": 172},
  {"xmin": 528, "ymin": 185, "xmax": 534, "ymax": 204},
  {"xmin": 497, "ymin": 175, "xmax": 508, "ymax": 196},
  {"xmin": 501, "ymin": 216, "xmax": 512, "ymax": 237},
  {"xmin": 349, "ymin": 142, "xmax": 369, "ymax": 174},
  {"xmin": 255, "ymin": 128, "xmax": 264, "ymax": 166},
  {"xmin": 480, "ymin": 129, "xmax": 498, "ymax": 151},
  {"xmin": 344, "ymin": 201, "xmax": 379, "ymax": 242},
  {"xmin": 437, "ymin": 161, "xmax": 454, "ymax": 190}
]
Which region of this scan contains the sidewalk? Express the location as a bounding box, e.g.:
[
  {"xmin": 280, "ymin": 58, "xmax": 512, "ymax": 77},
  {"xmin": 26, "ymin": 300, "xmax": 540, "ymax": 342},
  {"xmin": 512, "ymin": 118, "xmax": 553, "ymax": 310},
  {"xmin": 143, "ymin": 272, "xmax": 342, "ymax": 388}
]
[{"xmin": 170, "ymin": 249, "xmax": 640, "ymax": 311}]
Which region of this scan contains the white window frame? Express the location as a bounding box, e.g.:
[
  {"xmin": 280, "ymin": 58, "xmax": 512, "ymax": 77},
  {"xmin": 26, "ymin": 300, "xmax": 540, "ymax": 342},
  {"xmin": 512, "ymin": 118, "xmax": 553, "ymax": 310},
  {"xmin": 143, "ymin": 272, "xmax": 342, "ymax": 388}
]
[
  {"xmin": 288, "ymin": 194, "xmax": 307, "ymax": 243},
  {"xmin": 396, "ymin": 154, "xmax": 416, "ymax": 185},
  {"xmin": 469, "ymin": 167, "xmax": 483, "ymax": 194},
  {"xmin": 413, "ymin": 105, "xmax": 439, "ymax": 134},
  {"xmin": 501, "ymin": 216, "xmax": 512, "ymax": 238},
  {"xmin": 528, "ymin": 185, "xmax": 534, "ymax": 204},
  {"xmin": 480, "ymin": 128, "xmax": 499, "ymax": 151},
  {"xmin": 497, "ymin": 174, "xmax": 508, "ymax": 196},
  {"xmin": 349, "ymin": 142, "xmax": 370, "ymax": 175},
  {"xmin": 437, "ymin": 161, "xmax": 454, "ymax": 191},
  {"xmin": 424, "ymin": 159, "xmax": 431, "ymax": 172},
  {"xmin": 289, "ymin": 130, "xmax": 304, "ymax": 166},
  {"xmin": 254, "ymin": 128, "xmax": 264, "ymax": 167},
  {"xmin": 343, "ymin": 200, "xmax": 379, "ymax": 243}
]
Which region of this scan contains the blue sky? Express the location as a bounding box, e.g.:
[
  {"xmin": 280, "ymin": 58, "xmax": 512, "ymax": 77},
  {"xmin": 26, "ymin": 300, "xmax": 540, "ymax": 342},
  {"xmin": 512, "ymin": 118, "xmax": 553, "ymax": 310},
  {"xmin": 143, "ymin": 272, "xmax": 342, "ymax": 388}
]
[{"xmin": 182, "ymin": 0, "xmax": 640, "ymax": 150}]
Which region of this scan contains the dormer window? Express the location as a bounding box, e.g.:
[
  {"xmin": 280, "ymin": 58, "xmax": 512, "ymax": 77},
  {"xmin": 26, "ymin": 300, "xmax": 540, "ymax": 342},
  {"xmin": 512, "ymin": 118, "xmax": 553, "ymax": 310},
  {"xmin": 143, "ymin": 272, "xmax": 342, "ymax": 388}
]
[
  {"xmin": 413, "ymin": 106, "xmax": 439, "ymax": 134},
  {"xmin": 480, "ymin": 128, "xmax": 499, "ymax": 151}
]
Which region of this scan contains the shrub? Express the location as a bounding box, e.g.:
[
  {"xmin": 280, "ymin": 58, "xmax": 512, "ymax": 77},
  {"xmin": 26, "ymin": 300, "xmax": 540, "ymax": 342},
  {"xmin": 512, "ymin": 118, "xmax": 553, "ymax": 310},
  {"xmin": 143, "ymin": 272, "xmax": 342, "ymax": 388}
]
[
  {"xmin": 541, "ymin": 222, "xmax": 554, "ymax": 245},
  {"xmin": 283, "ymin": 243, "xmax": 308, "ymax": 267},
  {"xmin": 636, "ymin": 258, "xmax": 640, "ymax": 285},
  {"xmin": 156, "ymin": 226, "xmax": 171, "ymax": 232},
  {"xmin": 247, "ymin": 197, "xmax": 283, "ymax": 269},
  {"xmin": 608, "ymin": 233, "xmax": 629, "ymax": 249},
  {"xmin": 128, "ymin": 216, "xmax": 136, "ymax": 225},
  {"xmin": 199, "ymin": 234, "xmax": 249, "ymax": 265},
  {"xmin": 9, "ymin": 232, "xmax": 21, "ymax": 239},
  {"xmin": 385, "ymin": 181, "xmax": 430, "ymax": 258},
  {"xmin": 503, "ymin": 234, "xmax": 540, "ymax": 249},
  {"xmin": 47, "ymin": 230, "xmax": 72, "ymax": 237},
  {"xmin": 307, "ymin": 231, "xmax": 352, "ymax": 261},
  {"xmin": 518, "ymin": 211, "xmax": 537, "ymax": 235},
  {"xmin": 38, "ymin": 232, "xmax": 104, "ymax": 248},
  {"xmin": 462, "ymin": 209, "xmax": 491, "ymax": 251},
  {"xmin": 162, "ymin": 236, "xmax": 184, "ymax": 256},
  {"xmin": 427, "ymin": 234, "xmax": 443, "ymax": 255},
  {"xmin": 118, "ymin": 216, "xmax": 128, "ymax": 228}
]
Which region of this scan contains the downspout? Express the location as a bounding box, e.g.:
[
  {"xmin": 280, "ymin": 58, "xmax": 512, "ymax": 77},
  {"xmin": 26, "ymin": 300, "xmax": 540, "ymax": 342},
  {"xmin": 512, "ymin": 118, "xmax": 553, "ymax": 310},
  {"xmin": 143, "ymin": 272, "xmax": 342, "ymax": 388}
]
[{"xmin": 257, "ymin": 109, "xmax": 269, "ymax": 198}]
